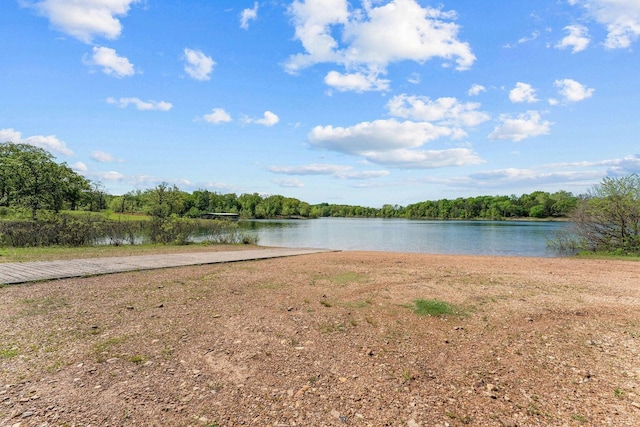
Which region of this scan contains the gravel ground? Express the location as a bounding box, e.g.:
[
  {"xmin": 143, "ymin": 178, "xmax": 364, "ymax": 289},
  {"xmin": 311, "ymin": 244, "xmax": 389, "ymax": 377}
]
[{"xmin": 1, "ymin": 251, "xmax": 639, "ymax": 426}]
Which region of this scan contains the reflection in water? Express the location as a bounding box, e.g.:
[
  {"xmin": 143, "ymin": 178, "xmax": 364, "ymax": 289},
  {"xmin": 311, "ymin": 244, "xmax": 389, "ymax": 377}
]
[{"xmin": 240, "ymin": 218, "xmax": 571, "ymax": 257}]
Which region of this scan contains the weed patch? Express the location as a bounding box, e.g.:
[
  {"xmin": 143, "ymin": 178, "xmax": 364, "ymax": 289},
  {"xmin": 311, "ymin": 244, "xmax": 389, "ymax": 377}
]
[
  {"xmin": 410, "ymin": 299, "xmax": 461, "ymax": 317},
  {"xmin": 0, "ymin": 346, "xmax": 19, "ymax": 358}
]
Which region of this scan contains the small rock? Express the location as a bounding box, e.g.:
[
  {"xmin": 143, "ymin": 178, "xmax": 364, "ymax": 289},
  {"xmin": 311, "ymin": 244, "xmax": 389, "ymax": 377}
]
[
  {"xmin": 157, "ymin": 304, "xmax": 164, "ymax": 308},
  {"xmin": 407, "ymin": 419, "xmax": 421, "ymax": 427},
  {"xmin": 330, "ymin": 409, "xmax": 341, "ymax": 419},
  {"xmin": 486, "ymin": 383, "xmax": 498, "ymax": 392},
  {"xmin": 21, "ymin": 411, "xmax": 34, "ymax": 418},
  {"xmin": 126, "ymin": 306, "xmax": 134, "ymax": 310},
  {"xmin": 525, "ymin": 317, "xmax": 534, "ymax": 322}
]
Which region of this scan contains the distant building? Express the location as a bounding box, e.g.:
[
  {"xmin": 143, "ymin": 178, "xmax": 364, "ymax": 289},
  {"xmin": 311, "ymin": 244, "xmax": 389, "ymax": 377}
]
[{"xmin": 200, "ymin": 212, "xmax": 240, "ymax": 221}]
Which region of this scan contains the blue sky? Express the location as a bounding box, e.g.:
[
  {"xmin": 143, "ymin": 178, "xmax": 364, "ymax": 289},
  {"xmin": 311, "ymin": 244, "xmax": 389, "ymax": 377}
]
[{"xmin": 1, "ymin": 0, "xmax": 639, "ymax": 207}]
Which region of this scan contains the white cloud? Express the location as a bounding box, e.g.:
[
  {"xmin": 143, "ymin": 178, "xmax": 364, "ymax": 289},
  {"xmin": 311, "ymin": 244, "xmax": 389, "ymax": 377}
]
[
  {"xmin": 571, "ymin": 0, "xmax": 640, "ymax": 49},
  {"xmin": 86, "ymin": 46, "xmax": 135, "ymax": 77},
  {"xmin": 94, "ymin": 170, "xmax": 127, "ymax": 181},
  {"xmin": 240, "ymin": 2, "xmax": 259, "ymax": 30},
  {"xmin": 555, "ymin": 25, "xmax": 591, "ymax": 53},
  {"xmin": 106, "ymin": 97, "xmax": 172, "ymax": 111},
  {"xmin": 270, "ymin": 164, "xmax": 352, "ymax": 175},
  {"xmin": 269, "ymin": 163, "xmax": 390, "ymax": 179},
  {"xmin": 203, "ymin": 108, "xmax": 232, "ymax": 124},
  {"xmin": 468, "ymin": 84, "xmax": 486, "ymax": 96},
  {"xmin": 273, "ymin": 178, "xmax": 305, "ymax": 188},
  {"xmin": 468, "ymin": 168, "xmax": 602, "ymax": 187},
  {"xmin": 310, "ymin": 119, "xmax": 451, "ymax": 153},
  {"xmin": 554, "ymin": 78, "xmax": 595, "ymax": 102},
  {"xmin": 308, "ymin": 119, "xmax": 484, "ymax": 168},
  {"xmin": 387, "ymin": 94, "xmax": 490, "ymax": 128},
  {"xmin": 363, "ymin": 148, "xmax": 485, "ymax": 169},
  {"xmin": 25, "ymin": 0, "xmax": 140, "ymax": 43},
  {"xmin": 324, "ymin": 70, "xmax": 390, "ymax": 92},
  {"xmin": 245, "ymin": 111, "xmax": 280, "ymax": 126},
  {"xmin": 71, "ymin": 161, "xmax": 87, "ymax": 172},
  {"xmin": 0, "ymin": 128, "xmax": 74, "ymax": 156},
  {"xmin": 518, "ymin": 31, "xmax": 541, "ymax": 45},
  {"xmin": 286, "ymin": 0, "xmax": 475, "ymax": 90},
  {"xmin": 488, "ymin": 111, "xmax": 552, "ymax": 142},
  {"xmin": 286, "ymin": 0, "xmax": 350, "ymax": 71},
  {"xmin": 183, "ymin": 48, "xmax": 215, "ymax": 81},
  {"xmin": 407, "ymin": 73, "xmax": 421, "ymax": 84},
  {"xmin": 90, "ymin": 150, "xmax": 116, "ymax": 162},
  {"xmin": 509, "ymin": 82, "xmax": 539, "ymax": 103},
  {"xmin": 503, "ymin": 31, "xmax": 542, "ymax": 48}
]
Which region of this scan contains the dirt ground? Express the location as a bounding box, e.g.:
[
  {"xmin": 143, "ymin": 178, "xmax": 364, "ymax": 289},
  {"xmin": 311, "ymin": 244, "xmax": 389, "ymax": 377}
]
[{"xmin": 1, "ymin": 251, "xmax": 639, "ymax": 426}]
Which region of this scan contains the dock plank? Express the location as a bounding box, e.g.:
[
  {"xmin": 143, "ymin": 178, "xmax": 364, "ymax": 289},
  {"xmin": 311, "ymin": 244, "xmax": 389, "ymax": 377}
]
[{"xmin": 0, "ymin": 248, "xmax": 336, "ymax": 285}]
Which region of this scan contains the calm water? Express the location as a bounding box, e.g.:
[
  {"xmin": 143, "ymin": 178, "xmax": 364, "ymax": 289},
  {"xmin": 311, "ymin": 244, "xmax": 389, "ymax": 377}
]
[{"xmin": 241, "ymin": 217, "xmax": 571, "ymax": 257}]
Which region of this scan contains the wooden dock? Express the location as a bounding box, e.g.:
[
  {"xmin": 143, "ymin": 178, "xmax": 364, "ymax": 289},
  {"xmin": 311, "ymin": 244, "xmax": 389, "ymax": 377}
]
[{"xmin": 0, "ymin": 247, "xmax": 336, "ymax": 285}]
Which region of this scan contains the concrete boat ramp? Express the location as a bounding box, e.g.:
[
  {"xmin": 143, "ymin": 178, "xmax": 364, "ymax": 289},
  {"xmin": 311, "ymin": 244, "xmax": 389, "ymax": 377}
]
[{"xmin": 0, "ymin": 247, "xmax": 336, "ymax": 285}]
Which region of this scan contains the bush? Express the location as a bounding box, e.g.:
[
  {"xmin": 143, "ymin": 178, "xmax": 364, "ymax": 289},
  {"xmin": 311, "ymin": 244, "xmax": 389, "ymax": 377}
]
[
  {"xmin": 570, "ymin": 175, "xmax": 640, "ymax": 254},
  {"xmin": 0, "ymin": 214, "xmax": 253, "ymax": 247}
]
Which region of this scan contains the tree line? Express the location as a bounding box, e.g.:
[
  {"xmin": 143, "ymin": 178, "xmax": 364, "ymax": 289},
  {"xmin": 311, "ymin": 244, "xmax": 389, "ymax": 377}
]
[
  {"xmin": 2, "ymin": 142, "xmax": 639, "ymax": 254},
  {"xmin": 0, "ymin": 141, "xmax": 579, "ymax": 221}
]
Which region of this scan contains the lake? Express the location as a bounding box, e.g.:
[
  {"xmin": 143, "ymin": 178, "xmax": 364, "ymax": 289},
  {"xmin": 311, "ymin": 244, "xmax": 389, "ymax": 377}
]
[{"xmin": 240, "ymin": 217, "xmax": 571, "ymax": 257}]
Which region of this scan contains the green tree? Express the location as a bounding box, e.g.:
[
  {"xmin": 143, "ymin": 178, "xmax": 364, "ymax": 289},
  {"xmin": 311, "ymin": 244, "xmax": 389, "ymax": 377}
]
[
  {"xmin": 570, "ymin": 175, "xmax": 640, "ymax": 253},
  {"xmin": 145, "ymin": 183, "xmax": 185, "ymax": 218},
  {"xmin": 0, "ymin": 142, "xmax": 82, "ymax": 219}
]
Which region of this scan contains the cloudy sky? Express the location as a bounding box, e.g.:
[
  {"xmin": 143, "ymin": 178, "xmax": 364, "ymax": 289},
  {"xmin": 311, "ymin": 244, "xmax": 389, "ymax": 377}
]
[{"xmin": 1, "ymin": 0, "xmax": 639, "ymax": 206}]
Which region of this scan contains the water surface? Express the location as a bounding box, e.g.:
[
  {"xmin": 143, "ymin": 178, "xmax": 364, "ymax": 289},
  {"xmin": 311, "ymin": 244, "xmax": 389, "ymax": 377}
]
[{"xmin": 241, "ymin": 217, "xmax": 569, "ymax": 257}]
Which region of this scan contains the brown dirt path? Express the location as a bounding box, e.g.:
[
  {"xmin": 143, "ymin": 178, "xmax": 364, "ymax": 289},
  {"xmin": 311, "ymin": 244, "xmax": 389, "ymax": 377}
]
[{"xmin": 1, "ymin": 251, "xmax": 639, "ymax": 426}]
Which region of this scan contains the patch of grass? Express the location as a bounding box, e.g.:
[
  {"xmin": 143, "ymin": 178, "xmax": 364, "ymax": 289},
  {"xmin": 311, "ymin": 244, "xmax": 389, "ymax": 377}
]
[
  {"xmin": 411, "ymin": 299, "xmax": 459, "ymax": 317},
  {"xmin": 364, "ymin": 316, "xmax": 378, "ymax": 327},
  {"xmin": 318, "ymin": 322, "xmax": 345, "ymax": 333},
  {"xmin": 0, "ymin": 346, "xmax": 19, "ymax": 358},
  {"xmin": 46, "ymin": 360, "xmax": 63, "ymax": 373},
  {"xmin": 333, "ymin": 271, "xmax": 367, "ymax": 285},
  {"xmin": 257, "ymin": 281, "xmax": 287, "ymax": 289},
  {"xmin": 94, "ymin": 336, "xmax": 129, "ymax": 362},
  {"xmin": 571, "ymin": 414, "xmax": 588, "ymax": 422},
  {"xmin": 343, "ymin": 299, "xmax": 372, "ymax": 308},
  {"xmin": 128, "ymin": 355, "xmax": 146, "ymax": 364},
  {"xmin": 576, "ymin": 251, "xmax": 640, "ymax": 261},
  {"xmin": 21, "ymin": 296, "xmax": 68, "ymax": 315},
  {"xmin": 319, "ymin": 300, "xmax": 333, "ymax": 307},
  {"xmin": 614, "ymin": 388, "xmax": 624, "ymax": 398}
]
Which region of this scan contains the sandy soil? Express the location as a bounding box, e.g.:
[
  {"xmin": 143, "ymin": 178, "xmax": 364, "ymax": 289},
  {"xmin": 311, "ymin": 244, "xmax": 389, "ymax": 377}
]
[{"xmin": 1, "ymin": 251, "xmax": 639, "ymax": 426}]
